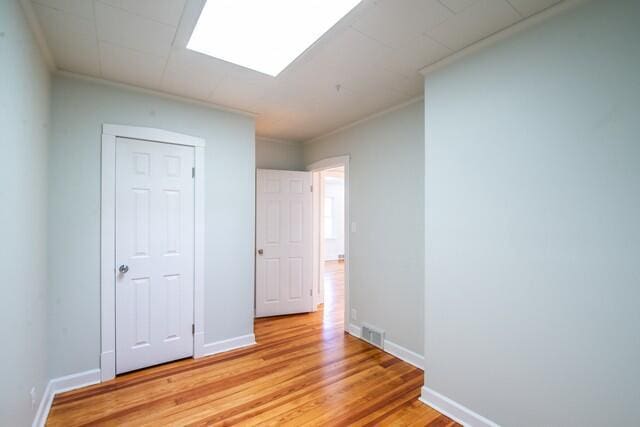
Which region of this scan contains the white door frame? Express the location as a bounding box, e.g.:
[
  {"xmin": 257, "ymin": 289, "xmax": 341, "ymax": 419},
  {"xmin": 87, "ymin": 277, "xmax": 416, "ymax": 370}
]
[
  {"xmin": 100, "ymin": 124, "xmax": 205, "ymax": 382},
  {"xmin": 307, "ymin": 155, "xmax": 350, "ymax": 332}
]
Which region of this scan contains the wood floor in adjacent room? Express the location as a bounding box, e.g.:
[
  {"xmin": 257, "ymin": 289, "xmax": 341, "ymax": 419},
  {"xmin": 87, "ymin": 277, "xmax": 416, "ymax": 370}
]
[{"xmin": 47, "ymin": 261, "xmax": 459, "ymax": 426}]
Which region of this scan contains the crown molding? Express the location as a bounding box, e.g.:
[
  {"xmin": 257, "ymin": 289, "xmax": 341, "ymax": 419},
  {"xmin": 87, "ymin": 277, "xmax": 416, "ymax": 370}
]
[
  {"xmin": 55, "ymin": 70, "xmax": 259, "ymax": 118},
  {"xmin": 303, "ymin": 95, "xmax": 424, "ymax": 145},
  {"xmin": 420, "ymin": 0, "xmax": 589, "ymax": 77},
  {"xmin": 256, "ymin": 137, "xmax": 302, "ymax": 146},
  {"xmin": 19, "ymin": 0, "xmax": 56, "ymax": 71}
]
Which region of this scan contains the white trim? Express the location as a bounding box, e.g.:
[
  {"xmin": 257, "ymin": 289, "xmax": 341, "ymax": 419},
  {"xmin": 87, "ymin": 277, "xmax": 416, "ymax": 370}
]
[
  {"xmin": 102, "ymin": 124, "xmax": 205, "ymax": 147},
  {"xmin": 303, "ymin": 96, "xmax": 424, "ymax": 144},
  {"xmin": 384, "ymin": 340, "xmax": 424, "ymax": 370},
  {"xmin": 33, "ymin": 381, "xmax": 53, "ymax": 427},
  {"xmin": 307, "ymin": 156, "xmax": 350, "ymax": 333},
  {"xmin": 33, "ymin": 369, "xmax": 101, "ymax": 427},
  {"xmin": 18, "ymin": 0, "xmax": 56, "ymax": 71},
  {"xmin": 100, "ymin": 124, "xmax": 206, "ymax": 381},
  {"xmin": 256, "ymin": 137, "xmax": 302, "ymax": 146},
  {"xmin": 193, "ymin": 145, "xmax": 206, "ymax": 357},
  {"xmin": 420, "ymin": 387, "xmax": 500, "ymax": 427},
  {"xmin": 56, "ymin": 71, "xmax": 258, "ymax": 118},
  {"xmin": 100, "ymin": 131, "xmax": 116, "ymax": 381},
  {"xmin": 200, "ymin": 334, "xmax": 257, "ymax": 358},
  {"xmin": 348, "ymin": 323, "xmax": 361, "ymax": 337},
  {"xmin": 347, "ymin": 324, "xmax": 424, "ymax": 370},
  {"xmin": 419, "ymin": 0, "xmax": 587, "ymax": 77}
]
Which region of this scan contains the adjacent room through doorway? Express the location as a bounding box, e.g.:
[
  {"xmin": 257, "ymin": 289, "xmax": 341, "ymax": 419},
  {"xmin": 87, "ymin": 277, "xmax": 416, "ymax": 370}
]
[
  {"xmin": 316, "ymin": 167, "xmax": 345, "ymax": 327},
  {"xmin": 254, "ymin": 164, "xmax": 347, "ymax": 330}
]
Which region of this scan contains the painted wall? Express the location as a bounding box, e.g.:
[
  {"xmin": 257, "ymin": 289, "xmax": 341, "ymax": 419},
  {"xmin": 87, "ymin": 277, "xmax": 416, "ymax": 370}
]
[
  {"xmin": 323, "ymin": 175, "xmax": 345, "ymax": 261},
  {"xmin": 303, "ymin": 101, "xmax": 425, "ymax": 355},
  {"xmin": 256, "ymin": 138, "xmax": 305, "ymax": 171},
  {"xmin": 424, "ymin": 0, "xmax": 640, "ymax": 425},
  {"xmin": 0, "ymin": 1, "xmax": 51, "ymax": 424},
  {"xmin": 48, "ymin": 76, "xmax": 255, "ymax": 378}
]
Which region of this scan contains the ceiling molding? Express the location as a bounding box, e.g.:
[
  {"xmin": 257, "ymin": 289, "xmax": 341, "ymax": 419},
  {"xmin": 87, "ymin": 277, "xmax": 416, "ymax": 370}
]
[
  {"xmin": 420, "ymin": 0, "xmax": 589, "ymax": 77},
  {"xmin": 55, "ymin": 70, "xmax": 259, "ymax": 118},
  {"xmin": 303, "ymin": 95, "xmax": 424, "ymax": 145},
  {"xmin": 19, "ymin": 0, "xmax": 56, "ymax": 71},
  {"xmin": 256, "ymin": 137, "xmax": 302, "ymax": 146}
]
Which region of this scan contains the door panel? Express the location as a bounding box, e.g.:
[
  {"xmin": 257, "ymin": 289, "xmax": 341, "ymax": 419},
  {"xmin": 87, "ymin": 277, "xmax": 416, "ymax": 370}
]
[
  {"xmin": 256, "ymin": 169, "xmax": 313, "ymax": 317},
  {"xmin": 116, "ymin": 137, "xmax": 195, "ymax": 374}
]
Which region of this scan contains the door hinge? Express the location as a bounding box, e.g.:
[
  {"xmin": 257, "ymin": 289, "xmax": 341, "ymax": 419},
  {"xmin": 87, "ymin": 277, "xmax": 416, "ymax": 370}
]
[
  {"xmin": 192, "ymin": 324, "xmax": 195, "ymax": 335},
  {"xmin": 310, "ymin": 185, "xmax": 313, "ymax": 192},
  {"xmin": 310, "ymin": 288, "xmax": 313, "ymax": 296},
  {"xmin": 192, "ymin": 167, "xmax": 195, "ymax": 178}
]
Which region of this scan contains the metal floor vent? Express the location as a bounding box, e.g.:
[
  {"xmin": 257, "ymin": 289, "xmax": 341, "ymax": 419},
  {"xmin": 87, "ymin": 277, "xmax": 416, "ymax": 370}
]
[{"xmin": 361, "ymin": 324, "xmax": 385, "ymax": 349}]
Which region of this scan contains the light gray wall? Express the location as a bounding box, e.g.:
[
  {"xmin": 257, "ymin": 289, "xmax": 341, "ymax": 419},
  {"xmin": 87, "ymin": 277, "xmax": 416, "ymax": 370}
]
[
  {"xmin": 424, "ymin": 0, "xmax": 640, "ymax": 425},
  {"xmin": 303, "ymin": 101, "xmax": 425, "ymax": 355},
  {"xmin": 256, "ymin": 138, "xmax": 305, "ymax": 170},
  {"xmin": 48, "ymin": 76, "xmax": 255, "ymax": 378},
  {"xmin": 0, "ymin": 1, "xmax": 51, "ymax": 424}
]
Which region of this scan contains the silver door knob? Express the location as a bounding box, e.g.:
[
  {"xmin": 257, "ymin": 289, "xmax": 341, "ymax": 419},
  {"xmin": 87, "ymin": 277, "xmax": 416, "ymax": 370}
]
[
  {"xmin": 119, "ymin": 264, "xmax": 129, "ymax": 274},
  {"xmin": 257, "ymin": 249, "xmax": 263, "ymax": 255}
]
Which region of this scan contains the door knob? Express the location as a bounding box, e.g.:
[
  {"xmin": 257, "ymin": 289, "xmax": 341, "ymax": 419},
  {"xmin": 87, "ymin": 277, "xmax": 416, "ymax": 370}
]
[
  {"xmin": 257, "ymin": 249, "xmax": 263, "ymax": 255},
  {"xmin": 119, "ymin": 264, "xmax": 129, "ymax": 274}
]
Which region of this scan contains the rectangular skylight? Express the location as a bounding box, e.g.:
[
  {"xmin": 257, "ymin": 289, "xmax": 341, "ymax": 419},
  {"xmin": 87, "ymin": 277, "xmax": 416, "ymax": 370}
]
[{"xmin": 187, "ymin": 0, "xmax": 362, "ymax": 77}]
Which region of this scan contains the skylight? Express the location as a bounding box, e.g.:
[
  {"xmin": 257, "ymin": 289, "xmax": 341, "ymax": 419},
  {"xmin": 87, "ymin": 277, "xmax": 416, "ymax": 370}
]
[{"xmin": 187, "ymin": 0, "xmax": 362, "ymax": 77}]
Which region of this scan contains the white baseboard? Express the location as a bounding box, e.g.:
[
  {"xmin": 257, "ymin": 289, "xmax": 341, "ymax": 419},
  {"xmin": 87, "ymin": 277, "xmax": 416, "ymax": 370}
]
[
  {"xmin": 419, "ymin": 386, "xmax": 499, "ymax": 427},
  {"xmin": 33, "ymin": 333, "xmax": 255, "ymax": 426},
  {"xmin": 347, "ymin": 323, "xmax": 424, "ymax": 370},
  {"xmin": 199, "ymin": 333, "xmax": 256, "ymax": 358},
  {"xmin": 33, "ymin": 380, "xmax": 54, "ymax": 427},
  {"xmin": 33, "ymin": 369, "xmax": 101, "ymax": 427},
  {"xmin": 348, "ymin": 323, "xmax": 361, "ymax": 337},
  {"xmin": 384, "ymin": 340, "xmax": 424, "ymax": 370}
]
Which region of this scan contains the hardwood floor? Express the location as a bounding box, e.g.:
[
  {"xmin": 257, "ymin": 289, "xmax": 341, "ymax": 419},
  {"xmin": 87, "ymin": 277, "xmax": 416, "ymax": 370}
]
[{"xmin": 47, "ymin": 261, "xmax": 459, "ymax": 426}]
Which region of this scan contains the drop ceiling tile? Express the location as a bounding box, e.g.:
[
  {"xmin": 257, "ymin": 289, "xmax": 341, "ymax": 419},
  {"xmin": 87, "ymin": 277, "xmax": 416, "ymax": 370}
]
[
  {"xmin": 161, "ymin": 49, "xmax": 228, "ymax": 101},
  {"xmin": 32, "ymin": 3, "xmax": 100, "ymax": 75},
  {"xmin": 95, "ymin": 1, "xmax": 176, "ymax": 58},
  {"xmin": 346, "ymin": 67, "xmax": 411, "ymax": 97},
  {"xmin": 32, "ymin": 0, "xmax": 560, "ymax": 141},
  {"xmin": 98, "ymin": 0, "xmax": 187, "ymax": 26},
  {"xmin": 99, "ymin": 41, "xmax": 166, "ymax": 88},
  {"xmin": 381, "ymin": 34, "xmax": 451, "ymax": 77},
  {"xmin": 311, "ymin": 27, "xmax": 392, "ymax": 71},
  {"xmin": 507, "ymin": 0, "xmax": 561, "ymax": 17},
  {"xmin": 352, "ymin": 0, "xmax": 453, "ymax": 48},
  {"xmin": 256, "ymin": 118, "xmax": 300, "ymax": 141},
  {"xmin": 426, "ymin": 0, "xmax": 521, "ymax": 51},
  {"xmin": 438, "ymin": 0, "xmax": 476, "ymax": 14},
  {"xmin": 32, "ymin": 0, "xmax": 94, "ymax": 20},
  {"xmin": 355, "ymin": 86, "xmax": 414, "ymax": 117},
  {"xmin": 211, "ymin": 70, "xmax": 280, "ymax": 113}
]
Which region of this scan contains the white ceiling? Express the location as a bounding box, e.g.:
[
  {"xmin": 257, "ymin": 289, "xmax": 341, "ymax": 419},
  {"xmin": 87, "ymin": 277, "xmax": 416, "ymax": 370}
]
[{"xmin": 30, "ymin": 0, "xmax": 561, "ymax": 141}]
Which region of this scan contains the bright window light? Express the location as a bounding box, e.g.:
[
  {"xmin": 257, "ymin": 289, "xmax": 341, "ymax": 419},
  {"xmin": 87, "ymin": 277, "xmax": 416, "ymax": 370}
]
[{"xmin": 187, "ymin": 0, "xmax": 362, "ymax": 77}]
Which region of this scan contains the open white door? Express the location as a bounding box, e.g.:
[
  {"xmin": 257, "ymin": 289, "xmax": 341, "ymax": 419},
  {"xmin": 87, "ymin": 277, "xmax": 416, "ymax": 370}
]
[
  {"xmin": 115, "ymin": 137, "xmax": 194, "ymax": 374},
  {"xmin": 256, "ymin": 169, "xmax": 313, "ymax": 317}
]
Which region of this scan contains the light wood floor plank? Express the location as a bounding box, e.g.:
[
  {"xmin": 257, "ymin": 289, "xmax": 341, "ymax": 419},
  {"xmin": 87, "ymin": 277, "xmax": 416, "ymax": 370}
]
[{"xmin": 47, "ymin": 261, "xmax": 460, "ymax": 426}]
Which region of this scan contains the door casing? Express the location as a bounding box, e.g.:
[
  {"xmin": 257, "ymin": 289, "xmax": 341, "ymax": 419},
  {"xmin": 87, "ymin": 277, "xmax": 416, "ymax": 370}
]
[
  {"xmin": 307, "ymin": 156, "xmax": 350, "ymax": 333},
  {"xmin": 100, "ymin": 124, "xmax": 206, "ymax": 382}
]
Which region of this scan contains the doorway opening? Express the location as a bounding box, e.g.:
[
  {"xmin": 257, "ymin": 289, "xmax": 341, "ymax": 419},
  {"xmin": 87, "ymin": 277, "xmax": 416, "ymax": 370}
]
[
  {"xmin": 253, "ymin": 156, "xmax": 349, "ymax": 331},
  {"xmin": 309, "ymin": 156, "xmax": 350, "ymax": 331}
]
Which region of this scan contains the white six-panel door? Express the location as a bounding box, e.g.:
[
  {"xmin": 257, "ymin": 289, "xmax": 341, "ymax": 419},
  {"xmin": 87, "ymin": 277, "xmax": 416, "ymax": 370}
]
[
  {"xmin": 115, "ymin": 137, "xmax": 195, "ymax": 374},
  {"xmin": 256, "ymin": 169, "xmax": 313, "ymax": 317}
]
